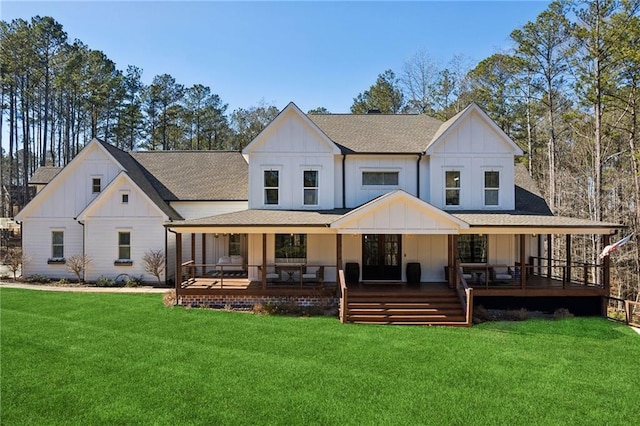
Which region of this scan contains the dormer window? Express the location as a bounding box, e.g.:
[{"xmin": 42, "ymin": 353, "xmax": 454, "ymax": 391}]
[
  {"xmin": 484, "ymin": 171, "xmax": 500, "ymax": 206},
  {"xmin": 264, "ymin": 170, "xmax": 279, "ymax": 205},
  {"xmin": 92, "ymin": 178, "xmax": 102, "ymax": 194},
  {"xmin": 445, "ymin": 171, "xmax": 460, "ymax": 206}
]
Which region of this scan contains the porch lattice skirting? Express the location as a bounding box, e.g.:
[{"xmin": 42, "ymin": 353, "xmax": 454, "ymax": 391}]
[{"xmin": 178, "ymin": 294, "xmax": 339, "ymax": 310}]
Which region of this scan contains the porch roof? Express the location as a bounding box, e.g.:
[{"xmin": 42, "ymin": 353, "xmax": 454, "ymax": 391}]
[
  {"xmin": 452, "ymin": 212, "xmax": 622, "ymax": 234},
  {"xmin": 167, "ymin": 208, "xmax": 349, "ymax": 229}
]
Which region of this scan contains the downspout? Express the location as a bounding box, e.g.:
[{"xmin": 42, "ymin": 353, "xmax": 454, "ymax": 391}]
[
  {"xmin": 342, "ymin": 154, "xmax": 346, "ymax": 208},
  {"xmin": 416, "ymin": 153, "xmax": 423, "ymax": 198},
  {"xmin": 76, "ymin": 219, "xmax": 85, "ymax": 282},
  {"xmin": 167, "ymin": 226, "xmax": 179, "ymax": 305}
]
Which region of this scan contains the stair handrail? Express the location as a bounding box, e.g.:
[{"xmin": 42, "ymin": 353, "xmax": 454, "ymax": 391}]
[
  {"xmin": 338, "ymin": 268, "xmax": 348, "ymax": 323},
  {"xmin": 456, "ymin": 265, "xmax": 474, "ymax": 326}
]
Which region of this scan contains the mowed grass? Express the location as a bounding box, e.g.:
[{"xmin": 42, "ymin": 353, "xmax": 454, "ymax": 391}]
[{"xmin": 1, "ymin": 288, "xmax": 639, "ymax": 425}]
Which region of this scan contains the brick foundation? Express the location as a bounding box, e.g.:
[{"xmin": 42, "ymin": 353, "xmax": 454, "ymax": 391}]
[{"xmin": 178, "ymin": 294, "xmax": 339, "ymax": 312}]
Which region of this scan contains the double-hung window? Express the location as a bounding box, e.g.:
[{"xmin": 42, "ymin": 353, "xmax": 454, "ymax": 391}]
[
  {"xmin": 118, "ymin": 232, "xmax": 131, "ymax": 261},
  {"xmin": 264, "ymin": 170, "xmax": 279, "ymax": 205},
  {"xmin": 303, "ymin": 170, "xmax": 318, "ymax": 205},
  {"xmin": 484, "ymin": 171, "xmax": 500, "ymax": 206},
  {"xmin": 92, "ymin": 178, "xmax": 101, "ymax": 194},
  {"xmin": 445, "ymin": 171, "xmax": 461, "ymax": 206},
  {"xmin": 51, "ymin": 231, "xmax": 64, "ymax": 260},
  {"xmin": 228, "ymin": 234, "xmax": 241, "ymax": 256}
]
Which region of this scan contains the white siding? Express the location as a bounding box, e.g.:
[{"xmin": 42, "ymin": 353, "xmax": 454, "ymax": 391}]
[
  {"xmin": 344, "ymin": 155, "xmax": 418, "ymax": 208},
  {"xmin": 248, "ymin": 152, "xmax": 335, "ymax": 209},
  {"xmin": 170, "ymin": 201, "xmax": 248, "ymax": 220},
  {"xmin": 25, "ymin": 144, "xmax": 122, "ymax": 218},
  {"xmin": 21, "ymin": 218, "xmax": 83, "ymax": 280},
  {"xmin": 247, "ymin": 110, "xmax": 336, "ymax": 210},
  {"xmin": 427, "ymin": 110, "xmax": 516, "ymax": 210}
]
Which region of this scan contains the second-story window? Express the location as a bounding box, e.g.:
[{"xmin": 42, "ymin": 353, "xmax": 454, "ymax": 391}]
[
  {"xmin": 484, "ymin": 171, "xmax": 500, "ymax": 206},
  {"xmin": 445, "ymin": 171, "xmax": 460, "ymax": 206},
  {"xmin": 362, "ymin": 171, "xmax": 399, "ymax": 186},
  {"xmin": 264, "ymin": 170, "xmax": 279, "ymax": 205},
  {"xmin": 92, "ymin": 178, "xmax": 101, "ymax": 194},
  {"xmin": 303, "ymin": 170, "xmax": 318, "ymax": 205}
]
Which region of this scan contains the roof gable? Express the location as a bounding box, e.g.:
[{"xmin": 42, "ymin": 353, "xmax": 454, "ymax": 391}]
[
  {"xmin": 242, "ymin": 102, "xmax": 341, "ymax": 155},
  {"xmin": 331, "ymin": 190, "xmax": 469, "ymax": 234},
  {"xmin": 76, "ymin": 171, "xmax": 170, "ymax": 221},
  {"xmin": 16, "ymin": 139, "xmax": 121, "ymax": 220},
  {"xmin": 425, "ymin": 103, "xmax": 524, "ymax": 155}
]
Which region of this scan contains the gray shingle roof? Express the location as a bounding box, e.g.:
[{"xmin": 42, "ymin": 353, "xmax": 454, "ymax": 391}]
[
  {"xmin": 451, "ymin": 213, "xmax": 621, "ymax": 229},
  {"xmin": 97, "ymin": 141, "xmax": 183, "ymax": 220},
  {"xmin": 29, "ymin": 166, "xmax": 62, "ymax": 184},
  {"xmin": 171, "ymin": 209, "xmax": 349, "ymax": 227},
  {"xmin": 130, "ymin": 151, "xmax": 248, "ymax": 201},
  {"xmin": 308, "ymin": 114, "xmax": 443, "ymax": 153}
]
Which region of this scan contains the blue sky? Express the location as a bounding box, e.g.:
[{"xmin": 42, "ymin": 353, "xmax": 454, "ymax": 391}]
[{"xmin": 2, "ymin": 1, "xmax": 551, "ymax": 113}]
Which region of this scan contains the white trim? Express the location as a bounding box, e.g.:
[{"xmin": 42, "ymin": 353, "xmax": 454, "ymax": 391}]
[
  {"xmin": 301, "ymin": 166, "xmax": 321, "ymax": 207},
  {"xmin": 262, "ymin": 166, "xmax": 282, "ymax": 208},
  {"xmin": 482, "ymin": 168, "xmax": 501, "ymax": 208},
  {"xmin": 444, "ymin": 168, "xmax": 462, "ymax": 208}
]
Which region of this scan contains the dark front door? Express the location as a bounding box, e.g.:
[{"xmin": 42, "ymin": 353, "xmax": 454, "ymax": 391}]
[{"xmin": 362, "ymin": 234, "xmax": 401, "ymax": 280}]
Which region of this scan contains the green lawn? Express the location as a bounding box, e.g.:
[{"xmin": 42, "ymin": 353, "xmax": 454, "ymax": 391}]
[{"xmin": 1, "ymin": 288, "xmax": 638, "ymax": 425}]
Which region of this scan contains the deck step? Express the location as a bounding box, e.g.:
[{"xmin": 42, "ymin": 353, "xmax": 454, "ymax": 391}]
[{"xmin": 344, "ymin": 289, "xmax": 468, "ymax": 326}]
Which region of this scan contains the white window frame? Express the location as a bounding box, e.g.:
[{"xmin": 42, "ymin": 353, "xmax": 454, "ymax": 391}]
[
  {"xmin": 483, "ymin": 169, "xmax": 500, "ymax": 207},
  {"xmin": 263, "ymin": 167, "xmax": 281, "ymax": 206},
  {"xmin": 51, "ymin": 230, "xmax": 64, "ymax": 260},
  {"xmin": 361, "ymin": 169, "xmax": 400, "ymax": 188},
  {"xmin": 444, "ymin": 169, "xmax": 462, "ymax": 207},
  {"xmin": 91, "ymin": 176, "xmax": 102, "ymax": 194},
  {"xmin": 121, "ymin": 191, "xmax": 130, "ymax": 205},
  {"xmin": 117, "ymin": 231, "xmax": 131, "ymax": 261},
  {"xmin": 302, "ymin": 168, "xmax": 320, "ymax": 206}
]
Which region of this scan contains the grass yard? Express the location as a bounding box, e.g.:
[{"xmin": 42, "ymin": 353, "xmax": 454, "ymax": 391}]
[{"xmin": 1, "ymin": 288, "xmax": 639, "ymax": 425}]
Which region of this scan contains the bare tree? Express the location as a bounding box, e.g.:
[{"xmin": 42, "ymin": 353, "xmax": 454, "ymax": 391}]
[
  {"xmin": 142, "ymin": 249, "xmax": 165, "ymax": 286},
  {"xmin": 4, "ymin": 248, "xmax": 29, "ymax": 279},
  {"xmin": 66, "ymin": 254, "xmax": 91, "ymax": 283}
]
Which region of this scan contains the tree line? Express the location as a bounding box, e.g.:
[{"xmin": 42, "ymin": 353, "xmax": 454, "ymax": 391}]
[
  {"xmin": 0, "ymin": 16, "xmax": 280, "ymax": 214},
  {"xmin": 1, "ymin": 1, "xmax": 639, "ymax": 299},
  {"xmin": 350, "ymin": 0, "xmax": 639, "ymax": 300}
]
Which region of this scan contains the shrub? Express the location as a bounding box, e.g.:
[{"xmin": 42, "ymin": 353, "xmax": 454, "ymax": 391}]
[
  {"xmin": 505, "ymin": 308, "xmax": 529, "ymax": 321},
  {"xmin": 553, "ymin": 308, "xmax": 574, "ymax": 320},
  {"xmin": 95, "ymin": 276, "xmax": 117, "ymax": 287},
  {"xmin": 58, "ymin": 278, "xmax": 69, "ymax": 285},
  {"xmin": 473, "ymin": 305, "xmax": 491, "ymax": 323},
  {"xmin": 125, "ymin": 275, "xmax": 144, "ymax": 287},
  {"xmin": 24, "ymin": 274, "xmax": 51, "ymax": 284},
  {"xmin": 163, "ymin": 290, "xmax": 176, "ymax": 307}
]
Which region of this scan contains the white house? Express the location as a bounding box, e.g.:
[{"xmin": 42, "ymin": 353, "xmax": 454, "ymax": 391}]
[{"xmin": 17, "ymin": 102, "xmax": 622, "ymax": 325}]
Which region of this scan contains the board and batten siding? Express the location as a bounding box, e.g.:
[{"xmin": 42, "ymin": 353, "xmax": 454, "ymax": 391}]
[
  {"xmin": 26, "ymin": 145, "xmax": 122, "ymax": 219},
  {"xmin": 344, "ymin": 155, "xmax": 418, "ymax": 209},
  {"xmin": 84, "ymin": 218, "xmax": 166, "ymax": 282},
  {"xmin": 246, "ymin": 110, "xmax": 337, "ymax": 210},
  {"xmin": 427, "ymin": 109, "xmax": 517, "ymax": 210},
  {"xmin": 20, "ymin": 218, "xmax": 84, "ymax": 279}
]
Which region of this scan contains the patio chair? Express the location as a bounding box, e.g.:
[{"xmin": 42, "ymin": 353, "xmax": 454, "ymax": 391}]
[
  {"xmin": 302, "ymin": 266, "xmax": 324, "ymax": 285},
  {"xmin": 490, "ymin": 265, "xmax": 513, "ymax": 282}
]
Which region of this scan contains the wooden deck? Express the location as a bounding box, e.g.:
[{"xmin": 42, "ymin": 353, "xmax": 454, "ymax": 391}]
[{"xmin": 179, "ymin": 275, "xmax": 604, "ymax": 298}]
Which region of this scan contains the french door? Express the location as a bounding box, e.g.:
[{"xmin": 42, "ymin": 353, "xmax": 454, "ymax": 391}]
[{"xmin": 362, "ymin": 234, "xmax": 401, "ymax": 280}]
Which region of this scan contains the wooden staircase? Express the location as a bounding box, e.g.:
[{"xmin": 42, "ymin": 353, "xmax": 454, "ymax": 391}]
[{"xmin": 344, "ymin": 289, "xmax": 469, "ymax": 326}]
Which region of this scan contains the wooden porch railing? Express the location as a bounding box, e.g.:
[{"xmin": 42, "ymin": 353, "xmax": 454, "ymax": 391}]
[
  {"xmin": 338, "ymin": 269, "xmax": 347, "ymax": 323},
  {"xmin": 455, "ymin": 265, "xmax": 473, "ymax": 326},
  {"xmin": 606, "ymin": 297, "xmax": 640, "ymax": 327},
  {"xmin": 529, "ymin": 256, "xmax": 605, "ymax": 288},
  {"xmin": 179, "ymin": 262, "xmax": 331, "ymax": 289}
]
